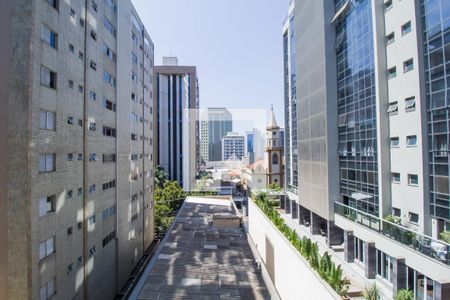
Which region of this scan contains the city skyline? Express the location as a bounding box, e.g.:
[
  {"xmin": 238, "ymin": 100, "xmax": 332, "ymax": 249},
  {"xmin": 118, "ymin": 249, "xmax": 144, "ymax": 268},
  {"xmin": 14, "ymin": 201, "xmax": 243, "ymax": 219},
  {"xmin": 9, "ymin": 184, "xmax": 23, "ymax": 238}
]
[{"xmin": 132, "ymin": 0, "xmax": 287, "ymax": 124}]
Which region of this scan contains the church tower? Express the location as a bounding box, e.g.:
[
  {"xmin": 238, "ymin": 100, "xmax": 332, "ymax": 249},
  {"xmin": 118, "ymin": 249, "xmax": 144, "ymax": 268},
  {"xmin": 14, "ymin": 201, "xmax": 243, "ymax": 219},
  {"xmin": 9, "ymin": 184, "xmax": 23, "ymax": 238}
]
[{"xmin": 265, "ymin": 107, "xmax": 284, "ymax": 188}]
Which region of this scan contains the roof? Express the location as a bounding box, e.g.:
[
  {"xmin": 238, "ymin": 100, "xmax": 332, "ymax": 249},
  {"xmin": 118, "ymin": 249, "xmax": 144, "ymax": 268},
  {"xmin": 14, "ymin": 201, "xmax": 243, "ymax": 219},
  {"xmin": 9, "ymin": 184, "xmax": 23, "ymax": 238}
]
[
  {"xmin": 267, "ymin": 107, "xmax": 278, "ymax": 128},
  {"xmin": 130, "ymin": 197, "xmax": 269, "ymax": 299},
  {"xmin": 248, "ymin": 159, "xmax": 265, "ymax": 170}
]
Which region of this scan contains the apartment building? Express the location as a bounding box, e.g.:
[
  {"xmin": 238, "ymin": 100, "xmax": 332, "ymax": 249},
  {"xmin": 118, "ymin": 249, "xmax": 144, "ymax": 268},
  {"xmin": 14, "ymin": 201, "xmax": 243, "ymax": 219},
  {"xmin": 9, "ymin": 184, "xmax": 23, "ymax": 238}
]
[
  {"xmin": 221, "ymin": 132, "xmax": 245, "ymax": 161},
  {"xmin": 154, "ymin": 57, "xmax": 200, "ymax": 191},
  {"xmin": 0, "ymin": 0, "xmax": 155, "ymax": 299},
  {"xmin": 200, "ymin": 107, "xmax": 233, "ymax": 162},
  {"xmin": 283, "ymin": 0, "xmax": 450, "ymax": 298}
]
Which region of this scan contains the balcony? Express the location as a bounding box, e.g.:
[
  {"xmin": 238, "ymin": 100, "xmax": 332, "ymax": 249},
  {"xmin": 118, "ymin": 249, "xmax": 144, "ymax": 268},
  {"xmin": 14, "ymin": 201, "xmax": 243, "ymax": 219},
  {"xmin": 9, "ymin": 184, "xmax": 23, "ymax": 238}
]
[{"xmin": 334, "ymin": 202, "xmax": 450, "ymax": 266}]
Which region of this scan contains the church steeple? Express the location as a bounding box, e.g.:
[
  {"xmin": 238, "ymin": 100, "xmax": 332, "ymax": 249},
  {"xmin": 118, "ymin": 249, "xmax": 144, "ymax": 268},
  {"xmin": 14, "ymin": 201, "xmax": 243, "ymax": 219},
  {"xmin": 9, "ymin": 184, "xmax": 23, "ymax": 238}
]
[{"xmin": 268, "ymin": 105, "xmax": 278, "ymax": 129}]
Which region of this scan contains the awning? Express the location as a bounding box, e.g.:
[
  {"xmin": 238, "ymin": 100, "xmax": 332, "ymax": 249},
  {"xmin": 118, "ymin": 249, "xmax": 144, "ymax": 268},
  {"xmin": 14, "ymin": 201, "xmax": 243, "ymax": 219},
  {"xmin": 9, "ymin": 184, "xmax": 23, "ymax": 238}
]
[
  {"xmin": 351, "ymin": 192, "xmax": 372, "ymax": 201},
  {"xmin": 331, "ymin": 0, "xmax": 351, "ymax": 24}
]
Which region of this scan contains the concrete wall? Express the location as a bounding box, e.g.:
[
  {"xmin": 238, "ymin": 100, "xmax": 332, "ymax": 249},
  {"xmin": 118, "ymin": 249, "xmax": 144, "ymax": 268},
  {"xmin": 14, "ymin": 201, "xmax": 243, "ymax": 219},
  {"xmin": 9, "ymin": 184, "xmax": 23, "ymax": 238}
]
[{"xmin": 248, "ymin": 199, "xmax": 340, "ymax": 300}]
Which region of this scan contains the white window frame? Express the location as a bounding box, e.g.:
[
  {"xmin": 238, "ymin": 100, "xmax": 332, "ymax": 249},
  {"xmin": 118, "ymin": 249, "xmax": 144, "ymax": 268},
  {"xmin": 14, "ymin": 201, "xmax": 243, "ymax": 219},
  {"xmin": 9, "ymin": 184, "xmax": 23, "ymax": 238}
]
[
  {"xmin": 39, "ymin": 237, "xmax": 55, "ymax": 260},
  {"xmin": 39, "ymin": 153, "xmax": 56, "ymax": 173},
  {"xmin": 39, "ymin": 110, "xmax": 56, "ymax": 130}
]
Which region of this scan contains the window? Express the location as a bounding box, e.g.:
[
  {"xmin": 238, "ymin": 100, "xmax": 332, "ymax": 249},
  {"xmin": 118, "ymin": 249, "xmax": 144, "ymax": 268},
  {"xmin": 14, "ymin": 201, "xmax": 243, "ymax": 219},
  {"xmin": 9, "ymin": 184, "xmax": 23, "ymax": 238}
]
[
  {"xmin": 403, "ymin": 59, "xmax": 414, "ymax": 73},
  {"xmin": 102, "ymin": 230, "xmax": 116, "ymax": 247},
  {"xmin": 39, "ymin": 195, "xmax": 56, "ymax": 217},
  {"xmin": 272, "ymin": 153, "xmax": 279, "ymax": 165},
  {"xmin": 131, "ymin": 133, "xmax": 138, "ymax": 141},
  {"xmin": 78, "ymin": 84, "xmax": 83, "ymax": 93},
  {"xmin": 88, "ymin": 215, "xmax": 96, "ymax": 225},
  {"xmin": 102, "ymin": 126, "xmax": 116, "ymax": 137},
  {"xmin": 40, "ymin": 66, "xmax": 57, "ymax": 89},
  {"xmin": 90, "ymin": 30, "xmax": 97, "ymax": 41},
  {"xmin": 131, "ymin": 194, "xmax": 138, "ymax": 202},
  {"xmin": 70, "ymin": 8, "xmax": 76, "ymax": 18},
  {"xmin": 89, "ymin": 121, "xmax": 96, "ymax": 131},
  {"xmin": 405, "ymin": 96, "xmax": 416, "ymax": 111},
  {"xmin": 78, "ymin": 188, "xmax": 83, "ymax": 196},
  {"xmin": 130, "ymin": 112, "xmax": 139, "ymax": 122},
  {"xmin": 45, "ymin": 0, "xmax": 58, "ymax": 10},
  {"xmin": 102, "ymin": 154, "xmax": 116, "ymax": 163},
  {"xmin": 408, "ymin": 174, "xmax": 418, "ymax": 186},
  {"xmin": 89, "ymin": 90, "xmax": 96, "ymax": 101},
  {"xmin": 39, "ymin": 278, "xmax": 55, "ymax": 300},
  {"xmin": 406, "ymin": 135, "xmax": 417, "ymax": 147},
  {"xmin": 131, "ymin": 52, "xmax": 138, "ymax": 64},
  {"xmin": 103, "ymin": 71, "xmax": 116, "ymax": 87},
  {"xmin": 89, "ymin": 246, "xmax": 96, "ymax": 257},
  {"xmin": 103, "ymin": 98, "xmax": 116, "ymax": 111},
  {"xmin": 104, "ymin": 0, "xmax": 117, "ymax": 12},
  {"xmin": 131, "ymin": 154, "xmax": 138, "ymax": 161},
  {"xmin": 42, "ymin": 24, "xmax": 58, "ymax": 49},
  {"xmin": 390, "ymin": 137, "xmax": 399, "ymax": 147},
  {"xmin": 39, "ymin": 237, "xmax": 55, "ymax": 260},
  {"xmin": 103, "ymin": 43, "xmax": 116, "ymax": 62},
  {"xmin": 67, "ymin": 116, "xmax": 74, "ymax": 124},
  {"xmin": 69, "ymin": 43, "xmax": 74, "ymax": 53},
  {"xmin": 39, "ymin": 110, "xmax": 56, "ymax": 130},
  {"xmin": 102, "ymin": 205, "xmax": 116, "ymax": 220},
  {"xmin": 408, "ymin": 212, "xmax": 419, "ymax": 224},
  {"xmin": 131, "ymin": 93, "xmax": 137, "ymax": 102},
  {"xmin": 67, "ymin": 263, "xmax": 73, "ymax": 273},
  {"xmin": 90, "ymin": 60, "xmax": 97, "ymax": 71},
  {"xmin": 388, "ymin": 67, "xmax": 397, "ymax": 79},
  {"xmin": 102, "ymin": 180, "xmax": 116, "ymax": 190},
  {"xmin": 384, "ymin": 0, "xmax": 393, "ymax": 11},
  {"xmin": 386, "ymin": 32, "xmax": 395, "ymax": 45},
  {"xmin": 67, "ymin": 190, "xmax": 73, "ymax": 198},
  {"xmin": 402, "ymin": 21, "xmax": 411, "ymax": 36},
  {"xmin": 89, "ymin": 153, "xmax": 96, "ymax": 161},
  {"xmin": 91, "ymin": 0, "xmax": 98, "ymax": 12},
  {"xmin": 67, "ymin": 227, "xmax": 73, "ymax": 235},
  {"xmin": 131, "ymin": 213, "xmax": 138, "ymax": 222},
  {"xmin": 387, "ymin": 102, "xmax": 398, "ymax": 114},
  {"xmin": 67, "ymin": 153, "xmax": 73, "ymax": 161},
  {"xmin": 103, "ymin": 17, "xmax": 116, "ymax": 37},
  {"xmin": 392, "ymin": 207, "xmax": 401, "ymax": 217},
  {"xmin": 78, "ymin": 153, "xmax": 83, "ymax": 161},
  {"xmin": 131, "ymin": 72, "xmax": 137, "ymax": 82},
  {"xmin": 89, "ymin": 184, "xmax": 95, "ymax": 193},
  {"xmin": 39, "ymin": 153, "xmax": 55, "ymax": 173},
  {"xmin": 79, "ymin": 18, "xmax": 85, "ymax": 27},
  {"xmin": 392, "ymin": 172, "xmax": 400, "ymax": 184},
  {"xmin": 68, "ymin": 80, "xmax": 74, "ymax": 89},
  {"xmin": 79, "ymin": 51, "xmax": 84, "ymax": 60}
]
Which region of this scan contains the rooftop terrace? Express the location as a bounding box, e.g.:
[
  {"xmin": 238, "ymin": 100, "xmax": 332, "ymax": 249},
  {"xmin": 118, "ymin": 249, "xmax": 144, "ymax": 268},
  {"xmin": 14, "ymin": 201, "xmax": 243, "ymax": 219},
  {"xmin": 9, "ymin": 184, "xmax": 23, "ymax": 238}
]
[{"xmin": 130, "ymin": 197, "xmax": 269, "ymax": 300}]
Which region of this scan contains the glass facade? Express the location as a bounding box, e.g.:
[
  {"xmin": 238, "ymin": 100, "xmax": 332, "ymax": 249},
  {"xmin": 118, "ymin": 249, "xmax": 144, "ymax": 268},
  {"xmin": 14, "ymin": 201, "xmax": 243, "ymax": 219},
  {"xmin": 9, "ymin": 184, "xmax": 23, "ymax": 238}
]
[
  {"xmin": 335, "ymin": 0, "xmax": 379, "ymax": 215},
  {"xmin": 283, "ymin": 11, "xmax": 298, "ymax": 190},
  {"xmin": 420, "ymin": 0, "xmax": 450, "ymax": 221}
]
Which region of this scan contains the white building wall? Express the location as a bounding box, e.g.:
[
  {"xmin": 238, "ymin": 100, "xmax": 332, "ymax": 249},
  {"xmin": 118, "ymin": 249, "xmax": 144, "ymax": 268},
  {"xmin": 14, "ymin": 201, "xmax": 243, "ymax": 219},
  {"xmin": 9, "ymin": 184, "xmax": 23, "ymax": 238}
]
[
  {"xmin": 248, "ymin": 199, "xmax": 340, "ymax": 300},
  {"xmin": 384, "ymin": 0, "xmax": 427, "ymax": 233}
]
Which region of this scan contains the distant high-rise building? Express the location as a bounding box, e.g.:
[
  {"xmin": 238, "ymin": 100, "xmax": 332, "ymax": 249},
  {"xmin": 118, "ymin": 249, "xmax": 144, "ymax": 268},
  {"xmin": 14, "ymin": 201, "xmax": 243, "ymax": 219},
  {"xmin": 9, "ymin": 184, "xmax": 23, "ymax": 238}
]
[
  {"xmin": 222, "ymin": 132, "xmax": 245, "ymax": 161},
  {"xmin": 201, "ymin": 108, "xmax": 232, "ymax": 162},
  {"xmin": 282, "ymin": 0, "xmax": 450, "ymax": 298},
  {"xmin": 0, "ymin": 1, "xmax": 155, "ymax": 299},
  {"xmin": 245, "ymin": 131, "xmax": 255, "ymax": 164},
  {"xmin": 154, "ymin": 57, "xmax": 200, "ymax": 191}
]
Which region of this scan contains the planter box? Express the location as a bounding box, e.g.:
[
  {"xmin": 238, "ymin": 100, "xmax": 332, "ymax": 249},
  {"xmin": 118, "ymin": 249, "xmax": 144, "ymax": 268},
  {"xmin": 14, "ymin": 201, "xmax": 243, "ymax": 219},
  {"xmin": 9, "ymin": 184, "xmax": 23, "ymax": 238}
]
[{"xmin": 248, "ymin": 199, "xmax": 341, "ymax": 300}]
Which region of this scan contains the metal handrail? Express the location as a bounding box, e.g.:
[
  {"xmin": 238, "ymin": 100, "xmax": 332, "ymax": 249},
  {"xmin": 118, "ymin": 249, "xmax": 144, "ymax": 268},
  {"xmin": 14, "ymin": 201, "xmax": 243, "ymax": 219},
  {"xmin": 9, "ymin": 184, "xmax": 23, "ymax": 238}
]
[{"xmin": 334, "ymin": 201, "xmax": 450, "ymax": 266}]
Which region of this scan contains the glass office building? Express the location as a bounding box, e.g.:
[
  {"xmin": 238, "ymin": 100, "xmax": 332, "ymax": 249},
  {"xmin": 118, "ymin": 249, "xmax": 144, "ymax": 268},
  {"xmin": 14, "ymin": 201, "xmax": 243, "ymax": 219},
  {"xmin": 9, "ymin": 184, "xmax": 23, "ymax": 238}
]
[
  {"xmin": 335, "ymin": 0, "xmax": 379, "ymax": 215},
  {"xmin": 421, "ymin": 0, "xmax": 450, "ymax": 223}
]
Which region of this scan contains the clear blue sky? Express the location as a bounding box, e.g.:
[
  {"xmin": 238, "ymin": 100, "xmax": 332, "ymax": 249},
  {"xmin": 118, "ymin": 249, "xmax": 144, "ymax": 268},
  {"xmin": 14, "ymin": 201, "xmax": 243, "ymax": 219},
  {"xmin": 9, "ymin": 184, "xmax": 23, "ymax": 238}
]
[{"xmin": 132, "ymin": 0, "xmax": 288, "ymax": 128}]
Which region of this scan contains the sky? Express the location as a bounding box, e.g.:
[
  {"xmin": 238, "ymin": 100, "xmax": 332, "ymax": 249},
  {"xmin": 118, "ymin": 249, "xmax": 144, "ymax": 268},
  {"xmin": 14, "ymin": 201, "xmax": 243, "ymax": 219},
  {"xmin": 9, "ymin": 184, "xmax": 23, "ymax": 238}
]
[{"xmin": 132, "ymin": 0, "xmax": 289, "ymax": 132}]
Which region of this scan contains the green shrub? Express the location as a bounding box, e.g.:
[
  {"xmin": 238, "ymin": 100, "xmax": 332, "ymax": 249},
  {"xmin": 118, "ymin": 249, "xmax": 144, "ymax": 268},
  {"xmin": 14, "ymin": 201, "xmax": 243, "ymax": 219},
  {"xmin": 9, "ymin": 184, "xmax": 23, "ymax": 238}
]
[
  {"xmin": 440, "ymin": 231, "xmax": 450, "ymax": 243},
  {"xmin": 253, "ymin": 193, "xmax": 349, "ymax": 297},
  {"xmin": 395, "ymin": 289, "xmax": 414, "ymax": 300}
]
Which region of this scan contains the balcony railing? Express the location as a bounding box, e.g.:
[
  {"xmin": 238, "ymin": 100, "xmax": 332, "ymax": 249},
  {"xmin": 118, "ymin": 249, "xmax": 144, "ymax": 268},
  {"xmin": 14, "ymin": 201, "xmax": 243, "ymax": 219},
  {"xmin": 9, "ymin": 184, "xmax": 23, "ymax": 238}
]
[
  {"xmin": 334, "ymin": 201, "xmax": 450, "ymax": 266},
  {"xmin": 286, "ymin": 185, "xmax": 298, "ymax": 195}
]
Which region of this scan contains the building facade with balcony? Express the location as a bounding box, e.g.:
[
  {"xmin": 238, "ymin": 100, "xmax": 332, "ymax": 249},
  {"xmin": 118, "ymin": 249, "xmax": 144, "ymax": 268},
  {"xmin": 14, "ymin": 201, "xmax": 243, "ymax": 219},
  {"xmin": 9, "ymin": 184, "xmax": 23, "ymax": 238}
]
[
  {"xmin": 283, "ymin": 0, "xmax": 450, "ymax": 299},
  {"xmin": 0, "ymin": 0, "xmax": 155, "ymax": 299}
]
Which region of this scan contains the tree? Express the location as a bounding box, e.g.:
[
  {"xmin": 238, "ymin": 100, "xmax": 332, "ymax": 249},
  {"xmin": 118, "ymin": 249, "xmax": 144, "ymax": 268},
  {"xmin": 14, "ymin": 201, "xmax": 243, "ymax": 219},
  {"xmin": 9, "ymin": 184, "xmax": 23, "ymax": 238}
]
[
  {"xmin": 154, "ymin": 180, "xmax": 186, "ymax": 238},
  {"xmin": 154, "ymin": 166, "xmax": 168, "ymax": 188}
]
